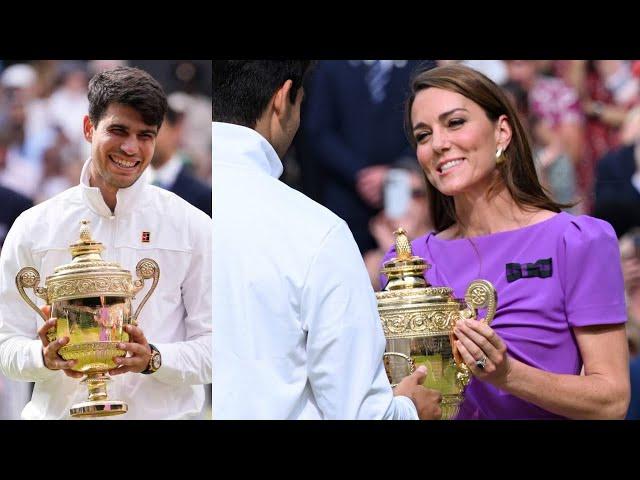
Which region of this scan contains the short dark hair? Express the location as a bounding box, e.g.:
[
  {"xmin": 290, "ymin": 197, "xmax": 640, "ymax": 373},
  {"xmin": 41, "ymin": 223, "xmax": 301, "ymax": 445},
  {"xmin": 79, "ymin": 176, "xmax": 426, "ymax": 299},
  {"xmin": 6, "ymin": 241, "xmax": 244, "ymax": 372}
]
[
  {"xmin": 88, "ymin": 66, "xmax": 168, "ymax": 129},
  {"xmin": 212, "ymin": 60, "xmax": 314, "ymax": 128}
]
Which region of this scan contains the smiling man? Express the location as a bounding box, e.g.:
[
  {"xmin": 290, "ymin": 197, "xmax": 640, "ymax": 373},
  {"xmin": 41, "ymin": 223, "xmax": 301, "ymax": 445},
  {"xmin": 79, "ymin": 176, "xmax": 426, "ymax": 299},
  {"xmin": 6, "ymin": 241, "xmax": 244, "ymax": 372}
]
[{"xmin": 0, "ymin": 66, "xmax": 212, "ymax": 419}]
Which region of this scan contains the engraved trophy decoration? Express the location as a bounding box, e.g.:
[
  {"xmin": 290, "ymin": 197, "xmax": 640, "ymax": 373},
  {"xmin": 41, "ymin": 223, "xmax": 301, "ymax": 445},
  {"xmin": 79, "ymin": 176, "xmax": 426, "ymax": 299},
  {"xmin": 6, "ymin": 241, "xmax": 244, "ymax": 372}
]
[
  {"xmin": 16, "ymin": 220, "xmax": 159, "ymax": 417},
  {"xmin": 376, "ymin": 228, "xmax": 497, "ymax": 419}
]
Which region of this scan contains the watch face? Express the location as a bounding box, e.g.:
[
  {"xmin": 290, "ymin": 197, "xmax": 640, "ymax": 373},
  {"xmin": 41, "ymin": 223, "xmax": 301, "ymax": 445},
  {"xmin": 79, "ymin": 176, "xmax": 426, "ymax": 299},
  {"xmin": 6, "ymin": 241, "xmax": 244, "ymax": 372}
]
[{"xmin": 152, "ymin": 353, "xmax": 161, "ymax": 370}]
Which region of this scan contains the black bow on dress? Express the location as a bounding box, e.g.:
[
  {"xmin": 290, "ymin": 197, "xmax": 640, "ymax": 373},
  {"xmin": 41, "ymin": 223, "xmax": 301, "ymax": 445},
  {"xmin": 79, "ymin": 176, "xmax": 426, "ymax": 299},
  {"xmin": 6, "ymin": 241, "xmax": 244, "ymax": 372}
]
[{"xmin": 505, "ymin": 258, "xmax": 552, "ymax": 283}]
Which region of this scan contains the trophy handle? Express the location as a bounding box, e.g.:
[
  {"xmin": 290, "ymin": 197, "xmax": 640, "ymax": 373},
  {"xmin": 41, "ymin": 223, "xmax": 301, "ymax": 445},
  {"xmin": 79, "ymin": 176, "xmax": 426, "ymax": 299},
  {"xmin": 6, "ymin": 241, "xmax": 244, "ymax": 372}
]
[
  {"xmin": 15, "ymin": 267, "xmax": 49, "ymax": 323},
  {"xmin": 450, "ymin": 280, "xmax": 497, "ymax": 389},
  {"xmin": 463, "ymin": 279, "xmax": 497, "ymax": 326},
  {"xmin": 131, "ymin": 259, "xmax": 160, "ymax": 325},
  {"xmin": 383, "ymin": 352, "xmax": 415, "ymax": 387}
]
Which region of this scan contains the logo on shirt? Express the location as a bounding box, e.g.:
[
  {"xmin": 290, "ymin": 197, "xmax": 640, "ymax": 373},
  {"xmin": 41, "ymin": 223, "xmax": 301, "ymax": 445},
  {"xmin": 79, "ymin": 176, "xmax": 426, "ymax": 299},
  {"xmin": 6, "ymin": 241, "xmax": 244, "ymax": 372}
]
[{"xmin": 141, "ymin": 231, "xmax": 151, "ymax": 243}]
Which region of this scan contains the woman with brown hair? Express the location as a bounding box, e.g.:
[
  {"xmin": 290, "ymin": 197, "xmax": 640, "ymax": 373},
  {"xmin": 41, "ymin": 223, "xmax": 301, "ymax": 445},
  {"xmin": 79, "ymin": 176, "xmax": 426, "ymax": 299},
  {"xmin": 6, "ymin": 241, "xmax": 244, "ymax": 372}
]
[{"xmin": 382, "ymin": 64, "xmax": 630, "ymax": 419}]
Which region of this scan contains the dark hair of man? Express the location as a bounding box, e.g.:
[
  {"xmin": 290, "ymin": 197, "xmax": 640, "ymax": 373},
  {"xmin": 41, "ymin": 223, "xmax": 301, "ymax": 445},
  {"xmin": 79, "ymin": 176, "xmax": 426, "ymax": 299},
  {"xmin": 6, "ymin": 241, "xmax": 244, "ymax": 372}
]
[
  {"xmin": 88, "ymin": 66, "xmax": 168, "ymax": 130},
  {"xmin": 212, "ymin": 60, "xmax": 314, "ymax": 128}
]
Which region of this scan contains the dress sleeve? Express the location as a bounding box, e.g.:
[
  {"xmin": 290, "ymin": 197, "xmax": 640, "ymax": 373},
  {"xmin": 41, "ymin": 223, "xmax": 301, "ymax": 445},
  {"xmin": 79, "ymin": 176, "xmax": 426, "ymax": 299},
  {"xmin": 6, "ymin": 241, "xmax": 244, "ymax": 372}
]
[{"xmin": 562, "ymin": 215, "xmax": 627, "ymax": 327}]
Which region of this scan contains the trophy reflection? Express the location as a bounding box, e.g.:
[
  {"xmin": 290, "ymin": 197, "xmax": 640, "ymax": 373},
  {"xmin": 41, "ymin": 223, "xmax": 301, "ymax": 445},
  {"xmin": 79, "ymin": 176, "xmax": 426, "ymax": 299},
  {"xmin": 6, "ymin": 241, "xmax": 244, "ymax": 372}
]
[
  {"xmin": 377, "ymin": 228, "xmax": 497, "ymax": 419},
  {"xmin": 16, "ymin": 220, "xmax": 159, "ymax": 417}
]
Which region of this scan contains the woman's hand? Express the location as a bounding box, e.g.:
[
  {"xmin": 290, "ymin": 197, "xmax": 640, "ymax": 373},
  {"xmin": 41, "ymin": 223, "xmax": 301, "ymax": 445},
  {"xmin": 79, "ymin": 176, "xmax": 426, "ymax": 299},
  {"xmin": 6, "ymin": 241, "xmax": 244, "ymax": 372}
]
[{"xmin": 453, "ymin": 318, "xmax": 511, "ymax": 387}]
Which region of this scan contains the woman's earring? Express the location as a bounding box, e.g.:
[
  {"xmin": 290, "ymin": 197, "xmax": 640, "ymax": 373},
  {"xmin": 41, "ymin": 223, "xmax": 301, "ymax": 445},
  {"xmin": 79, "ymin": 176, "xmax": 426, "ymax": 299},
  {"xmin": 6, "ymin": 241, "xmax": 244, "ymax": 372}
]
[{"xmin": 496, "ymin": 147, "xmax": 504, "ymax": 165}]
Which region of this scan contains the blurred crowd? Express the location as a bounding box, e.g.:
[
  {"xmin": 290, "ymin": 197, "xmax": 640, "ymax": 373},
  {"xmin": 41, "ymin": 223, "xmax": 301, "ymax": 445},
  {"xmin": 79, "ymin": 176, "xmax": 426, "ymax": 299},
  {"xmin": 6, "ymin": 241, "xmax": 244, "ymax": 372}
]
[
  {"xmin": 282, "ymin": 60, "xmax": 640, "ymax": 417},
  {"xmin": 0, "ymin": 59, "xmax": 212, "ymax": 420}
]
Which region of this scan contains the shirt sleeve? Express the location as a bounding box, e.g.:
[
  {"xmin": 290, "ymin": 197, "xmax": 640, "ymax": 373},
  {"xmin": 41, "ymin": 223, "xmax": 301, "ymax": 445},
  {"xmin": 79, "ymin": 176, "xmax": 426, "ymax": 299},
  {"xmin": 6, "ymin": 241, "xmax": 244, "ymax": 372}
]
[
  {"xmin": 153, "ymin": 211, "xmax": 212, "ymax": 386},
  {"xmin": 0, "ymin": 212, "xmax": 58, "ymax": 382},
  {"xmin": 302, "ymin": 220, "xmax": 418, "ymax": 420},
  {"xmin": 562, "ymin": 215, "xmax": 627, "ymax": 327}
]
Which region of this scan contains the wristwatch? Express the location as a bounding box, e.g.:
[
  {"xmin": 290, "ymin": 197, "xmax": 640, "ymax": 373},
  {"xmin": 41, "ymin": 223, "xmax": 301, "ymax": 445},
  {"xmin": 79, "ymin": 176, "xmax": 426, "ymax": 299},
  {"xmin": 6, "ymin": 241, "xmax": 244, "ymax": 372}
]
[{"xmin": 142, "ymin": 344, "xmax": 162, "ymax": 374}]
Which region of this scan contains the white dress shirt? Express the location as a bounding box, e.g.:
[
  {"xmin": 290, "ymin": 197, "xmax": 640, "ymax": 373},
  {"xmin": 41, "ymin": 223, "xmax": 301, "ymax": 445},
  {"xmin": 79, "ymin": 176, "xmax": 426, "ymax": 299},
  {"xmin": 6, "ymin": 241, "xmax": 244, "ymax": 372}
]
[
  {"xmin": 0, "ymin": 158, "xmax": 212, "ymax": 419},
  {"xmin": 212, "ymin": 122, "xmax": 417, "ymax": 420}
]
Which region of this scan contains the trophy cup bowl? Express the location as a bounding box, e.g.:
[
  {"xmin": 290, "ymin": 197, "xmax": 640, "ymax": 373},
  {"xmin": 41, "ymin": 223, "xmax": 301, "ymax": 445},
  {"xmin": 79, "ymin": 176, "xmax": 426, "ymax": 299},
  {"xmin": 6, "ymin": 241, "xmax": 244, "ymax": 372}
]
[
  {"xmin": 15, "ymin": 220, "xmax": 159, "ymax": 418},
  {"xmin": 376, "ymin": 228, "xmax": 497, "ymax": 419}
]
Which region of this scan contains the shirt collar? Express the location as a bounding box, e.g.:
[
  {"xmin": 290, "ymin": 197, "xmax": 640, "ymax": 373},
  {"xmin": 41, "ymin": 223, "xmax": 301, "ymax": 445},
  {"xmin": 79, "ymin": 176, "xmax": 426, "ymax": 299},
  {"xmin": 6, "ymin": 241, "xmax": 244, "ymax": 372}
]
[
  {"xmin": 212, "ymin": 122, "xmax": 283, "ymax": 179},
  {"xmin": 79, "ymin": 157, "xmax": 151, "ymax": 217}
]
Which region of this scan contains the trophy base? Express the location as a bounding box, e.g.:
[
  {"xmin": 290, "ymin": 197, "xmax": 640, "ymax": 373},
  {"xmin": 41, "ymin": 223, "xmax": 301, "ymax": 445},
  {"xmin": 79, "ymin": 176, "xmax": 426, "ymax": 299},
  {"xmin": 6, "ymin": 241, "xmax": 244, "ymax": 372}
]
[
  {"xmin": 441, "ymin": 394, "xmax": 463, "ymax": 420},
  {"xmin": 70, "ymin": 400, "xmax": 128, "ymax": 418}
]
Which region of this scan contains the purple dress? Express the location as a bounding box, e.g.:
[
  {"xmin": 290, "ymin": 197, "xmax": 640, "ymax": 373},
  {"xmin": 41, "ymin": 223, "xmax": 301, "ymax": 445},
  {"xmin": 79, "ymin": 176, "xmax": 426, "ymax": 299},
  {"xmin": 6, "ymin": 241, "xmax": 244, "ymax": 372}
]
[{"xmin": 382, "ymin": 212, "xmax": 626, "ymax": 419}]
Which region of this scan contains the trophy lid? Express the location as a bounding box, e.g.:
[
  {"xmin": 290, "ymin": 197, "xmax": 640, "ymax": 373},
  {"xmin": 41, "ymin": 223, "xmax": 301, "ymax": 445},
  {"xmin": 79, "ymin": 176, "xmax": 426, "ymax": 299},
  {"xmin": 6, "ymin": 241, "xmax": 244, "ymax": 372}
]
[
  {"xmin": 380, "ymin": 228, "xmax": 431, "ymax": 290},
  {"xmin": 378, "ymin": 228, "xmax": 454, "ymax": 304},
  {"xmin": 45, "ymin": 220, "xmax": 135, "ymax": 302}
]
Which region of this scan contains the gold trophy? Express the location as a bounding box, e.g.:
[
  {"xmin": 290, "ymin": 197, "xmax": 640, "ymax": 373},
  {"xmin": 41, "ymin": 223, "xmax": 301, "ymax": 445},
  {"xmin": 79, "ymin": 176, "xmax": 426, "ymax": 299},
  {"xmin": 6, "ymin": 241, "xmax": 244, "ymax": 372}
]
[
  {"xmin": 376, "ymin": 228, "xmax": 497, "ymax": 419},
  {"xmin": 15, "ymin": 220, "xmax": 159, "ymax": 417}
]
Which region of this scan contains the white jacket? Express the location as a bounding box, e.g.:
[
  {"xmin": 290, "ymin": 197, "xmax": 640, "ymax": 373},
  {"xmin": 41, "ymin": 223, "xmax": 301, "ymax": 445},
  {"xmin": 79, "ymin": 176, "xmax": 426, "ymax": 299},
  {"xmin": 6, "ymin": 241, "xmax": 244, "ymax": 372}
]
[
  {"xmin": 212, "ymin": 122, "xmax": 417, "ymax": 419},
  {"xmin": 0, "ymin": 158, "xmax": 212, "ymax": 419}
]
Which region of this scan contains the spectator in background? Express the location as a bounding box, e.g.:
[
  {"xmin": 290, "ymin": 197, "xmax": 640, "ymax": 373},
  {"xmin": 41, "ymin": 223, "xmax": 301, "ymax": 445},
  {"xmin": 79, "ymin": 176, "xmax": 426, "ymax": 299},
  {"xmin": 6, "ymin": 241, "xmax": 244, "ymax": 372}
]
[
  {"xmin": 620, "ymin": 103, "xmax": 640, "ymax": 146},
  {"xmin": 300, "ymin": 60, "xmax": 436, "ymax": 254},
  {"xmin": 34, "ymin": 125, "xmax": 85, "ymax": 204},
  {"xmin": 0, "ymin": 86, "xmax": 42, "ymax": 198},
  {"xmin": 88, "ymin": 60, "xmax": 128, "ymax": 75},
  {"xmin": 557, "ymin": 61, "xmax": 639, "ymax": 209},
  {"xmin": 0, "ymin": 183, "xmax": 32, "ymax": 249},
  {"xmin": 439, "ymin": 60, "xmax": 508, "ymax": 85},
  {"xmin": 47, "ymin": 61, "xmax": 89, "ymax": 153},
  {"xmin": 0, "ymin": 122, "xmax": 40, "ymax": 199},
  {"xmin": 149, "ymin": 94, "xmax": 212, "ymax": 217},
  {"xmin": 501, "ymin": 79, "xmax": 577, "ymax": 209},
  {"xmin": 628, "ymin": 354, "xmax": 640, "ymax": 419},
  {"xmin": 169, "ymin": 61, "xmax": 212, "ymax": 183},
  {"xmin": 619, "ymin": 231, "xmax": 640, "ymax": 352},
  {"xmin": 0, "ymin": 152, "xmax": 33, "ymax": 420},
  {"xmin": 505, "ymin": 60, "xmax": 584, "ymax": 210},
  {"xmin": 529, "ymin": 112, "xmax": 578, "ymax": 208},
  {"xmin": 593, "ymin": 135, "xmax": 640, "ymax": 236},
  {"xmin": 592, "ymin": 82, "xmax": 640, "ymax": 231},
  {"xmin": 619, "ymin": 230, "xmax": 640, "ymax": 419},
  {"xmin": 364, "ymin": 158, "xmax": 432, "ymax": 291}
]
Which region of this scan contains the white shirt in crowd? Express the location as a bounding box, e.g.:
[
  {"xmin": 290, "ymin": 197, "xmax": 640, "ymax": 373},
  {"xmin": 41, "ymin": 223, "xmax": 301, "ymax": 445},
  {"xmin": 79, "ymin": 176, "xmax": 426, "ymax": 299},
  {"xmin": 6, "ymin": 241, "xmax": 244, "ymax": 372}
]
[
  {"xmin": 0, "ymin": 158, "xmax": 212, "ymax": 419},
  {"xmin": 212, "ymin": 122, "xmax": 417, "ymax": 420},
  {"xmin": 148, "ymin": 154, "xmax": 183, "ymax": 189}
]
